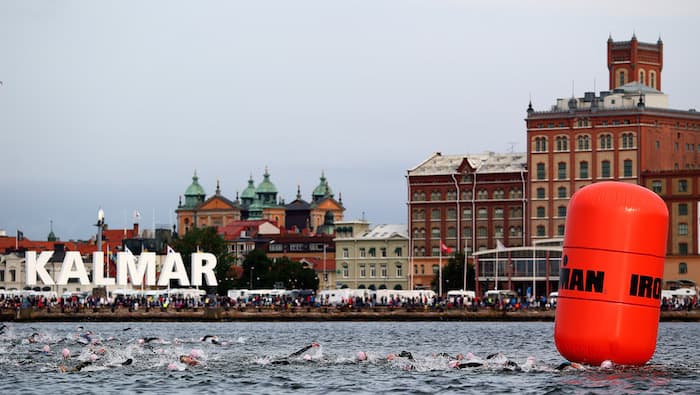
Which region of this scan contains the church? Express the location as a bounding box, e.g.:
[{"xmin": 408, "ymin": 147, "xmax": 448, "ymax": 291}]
[{"xmin": 175, "ymin": 169, "xmax": 345, "ymax": 235}]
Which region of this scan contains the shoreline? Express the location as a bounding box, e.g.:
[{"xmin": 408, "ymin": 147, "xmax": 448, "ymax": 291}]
[{"xmin": 3, "ymin": 307, "xmax": 700, "ymax": 323}]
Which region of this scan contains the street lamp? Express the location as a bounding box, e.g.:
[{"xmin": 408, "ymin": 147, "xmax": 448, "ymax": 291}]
[
  {"xmin": 322, "ymin": 243, "xmax": 327, "ymax": 291},
  {"xmin": 250, "ymin": 266, "xmax": 255, "ymax": 289}
]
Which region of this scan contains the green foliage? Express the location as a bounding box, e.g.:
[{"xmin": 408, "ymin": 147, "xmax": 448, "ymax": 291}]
[
  {"xmin": 234, "ymin": 249, "xmax": 319, "ymax": 290},
  {"xmin": 431, "ymin": 251, "xmax": 475, "ymax": 295},
  {"xmin": 171, "ymin": 227, "xmax": 235, "ymax": 295}
]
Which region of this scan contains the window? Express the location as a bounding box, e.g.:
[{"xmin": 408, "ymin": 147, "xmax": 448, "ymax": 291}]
[
  {"xmin": 494, "ymin": 208, "xmax": 504, "ymax": 219},
  {"xmin": 623, "ymin": 159, "xmax": 633, "ymax": 177},
  {"xmin": 431, "ymin": 208, "xmax": 441, "ymax": 219},
  {"xmin": 679, "ymin": 262, "xmax": 688, "ymax": 274},
  {"xmin": 463, "ymin": 227, "xmax": 472, "ymax": 237},
  {"xmin": 431, "ymin": 227, "xmax": 440, "ymax": 238},
  {"xmin": 477, "ymin": 208, "xmax": 488, "ymax": 219},
  {"xmin": 477, "ymin": 189, "xmax": 488, "ymax": 200},
  {"xmin": 679, "ymin": 204, "xmax": 688, "ymax": 216},
  {"xmin": 579, "ymin": 161, "xmax": 589, "ymax": 179},
  {"xmin": 557, "ymin": 225, "xmax": 565, "ymax": 236},
  {"xmin": 478, "ymin": 227, "xmax": 487, "ymax": 237},
  {"xmin": 395, "ymin": 247, "xmax": 402, "ymax": 257},
  {"xmin": 463, "ymin": 208, "xmax": 472, "ymax": 219},
  {"xmin": 370, "ymin": 264, "xmax": 376, "ymax": 277},
  {"xmin": 679, "ymin": 179, "xmax": 688, "ymax": 193},
  {"xmin": 396, "ymin": 264, "xmax": 402, "ymax": 277},
  {"xmin": 380, "ymin": 247, "xmax": 387, "ymax": 257},
  {"xmin": 619, "ymin": 70, "xmax": 626, "ymax": 86},
  {"xmin": 342, "ymin": 248, "xmax": 349, "ymax": 258},
  {"xmin": 536, "ymin": 225, "xmax": 546, "ymax": 237},
  {"xmin": 447, "ymin": 227, "xmax": 457, "ymax": 237},
  {"xmin": 650, "ymin": 71, "xmax": 656, "ymax": 89},
  {"xmin": 380, "ymin": 264, "xmax": 387, "ymax": 277},
  {"xmin": 558, "ymin": 187, "xmax": 567, "ymax": 198},
  {"xmin": 534, "ymin": 137, "xmax": 548, "ymax": 152},
  {"xmin": 679, "ymin": 243, "xmax": 689, "ymax": 255},
  {"xmin": 536, "ymin": 188, "xmax": 545, "ymax": 199},
  {"xmin": 577, "ymin": 135, "xmax": 590, "ymax": 150},
  {"xmin": 601, "ymin": 161, "xmax": 611, "ymax": 178},
  {"xmin": 536, "ymin": 207, "xmax": 545, "ymax": 218},
  {"xmin": 342, "ymin": 264, "xmax": 349, "ymax": 278},
  {"xmin": 536, "ymin": 163, "xmax": 546, "ymax": 180},
  {"xmin": 360, "ymin": 248, "xmax": 366, "ymax": 257},
  {"xmin": 622, "ymin": 133, "xmax": 635, "ymax": 148},
  {"xmin": 556, "ymin": 136, "xmax": 569, "ymax": 151},
  {"xmin": 557, "ymin": 206, "xmax": 567, "ymax": 217},
  {"xmin": 599, "ymin": 134, "xmax": 612, "ymax": 150},
  {"xmin": 447, "ymin": 208, "xmax": 457, "ymax": 219},
  {"xmin": 557, "ymin": 162, "xmax": 567, "ymax": 180},
  {"xmin": 360, "ymin": 265, "xmax": 366, "ymax": 277},
  {"xmin": 679, "ymin": 223, "xmax": 689, "ymax": 236},
  {"xmin": 430, "ymin": 191, "xmax": 442, "ymax": 201},
  {"xmin": 639, "ymin": 69, "xmax": 645, "ymax": 85},
  {"xmin": 494, "ymin": 225, "xmax": 504, "ymax": 238},
  {"xmin": 652, "ymin": 180, "xmax": 662, "ymax": 193},
  {"xmin": 369, "ymin": 247, "xmax": 376, "ymax": 257}
]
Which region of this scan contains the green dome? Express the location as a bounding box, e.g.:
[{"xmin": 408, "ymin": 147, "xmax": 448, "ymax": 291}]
[
  {"xmin": 256, "ymin": 168, "xmax": 278, "ymax": 194},
  {"xmin": 312, "ymin": 172, "xmax": 333, "ymax": 201},
  {"xmin": 241, "ymin": 175, "xmax": 257, "ymax": 200},
  {"xmin": 185, "ymin": 171, "xmax": 206, "ymax": 196}
]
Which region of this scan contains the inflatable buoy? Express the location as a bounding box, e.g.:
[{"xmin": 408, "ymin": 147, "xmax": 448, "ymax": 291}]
[{"xmin": 554, "ymin": 182, "xmax": 668, "ymax": 366}]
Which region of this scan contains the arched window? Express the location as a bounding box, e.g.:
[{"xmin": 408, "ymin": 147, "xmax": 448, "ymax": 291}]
[
  {"xmin": 557, "ymin": 162, "xmax": 567, "ymax": 180},
  {"xmin": 557, "ymin": 206, "xmax": 567, "ymax": 217},
  {"xmin": 536, "ymin": 163, "xmax": 546, "ymax": 180},
  {"xmin": 579, "ymin": 161, "xmax": 589, "ymax": 179},
  {"xmin": 650, "ymin": 71, "xmax": 657, "ymax": 89},
  {"xmin": 558, "ymin": 187, "xmax": 567, "ymax": 198},
  {"xmin": 618, "ymin": 70, "xmax": 626, "ymax": 87},
  {"xmin": 601, "ymin": 160, "xmax": 611, "ymax": 178},
  {"xmin": 623, "ymin": 159, "xmax": 633, "ymax": 177},
  {"xmin": 577, "ymin": 135, "xmax": 590, "ymax": 150},
  {"xmin": 536, "ymin": 207, "xmax": 545, "ymax": 218},
  {"xmin": 639, "ymin": 69, "xmax": 645, "ymax": 85}
]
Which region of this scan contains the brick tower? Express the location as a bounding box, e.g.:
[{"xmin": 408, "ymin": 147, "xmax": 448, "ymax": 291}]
[{"xmin": 607, "ymin": 34, "xmax": 663, "ymax": 90}]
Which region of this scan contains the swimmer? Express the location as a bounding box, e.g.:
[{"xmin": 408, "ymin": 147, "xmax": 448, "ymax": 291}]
[
  {"xmin": 555, "ymin": 361, "xmax": 585, "ymax": 371},
  {"xmin": 180, "ymin": 355, "xmax": 199, "ymax": 366},
  {"xmin": 287, "ymin": 342, "xmax": 320, "ymax": 358},
  {"xmin": 356, "ymin": 351, "xmax": 368, "ymax": 361},
  {"xmin": 28, "ymin": 332, "xmax": 40, "ymax": 344},
  {"xmin": 201, "ymin": 335, "xmax": 221, "ymax": 345},
  {"xmin": 0, "ymin": 323, "xmax": 7, "ymax": 334},
  {"xmin": 270, "ymin": 343, "xmax": 321, "ymax": 364}
]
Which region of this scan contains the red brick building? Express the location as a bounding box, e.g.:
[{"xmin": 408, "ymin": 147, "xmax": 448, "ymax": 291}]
[
  {"xmin": 526, "ymin": 35, "xmax": 700, "ymax": 287},
  {"xmin": 406, "ymin": 152, "xmax": 527, "ymax": 290}
]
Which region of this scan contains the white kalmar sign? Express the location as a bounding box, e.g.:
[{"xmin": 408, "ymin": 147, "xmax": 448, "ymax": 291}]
[{"xmin": 24, "ymin": 251, "xmax": 218, "ymax": 287}]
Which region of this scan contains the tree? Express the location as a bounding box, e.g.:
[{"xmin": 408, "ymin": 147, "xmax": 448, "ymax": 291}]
[
  {"xmin": 233, "ymin": 250, "xmax": 319, "ymax": 290},
  {"xmin": 171, "ymin": 227, "xmax": 235, "ymax": 295},
  {"xmin": 431, "ymin": 251, "xmax": 475, "ymax": 294}
]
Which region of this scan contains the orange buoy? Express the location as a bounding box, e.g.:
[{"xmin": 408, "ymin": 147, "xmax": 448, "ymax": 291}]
[{"xmin": 554, "ymin": 181, "xmax": 668, "ymax": 366}]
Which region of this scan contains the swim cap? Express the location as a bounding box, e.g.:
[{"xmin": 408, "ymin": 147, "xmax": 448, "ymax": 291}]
[
  {"xmin": 62, "ymin": 348, "xmax": 70, "ymax": 359},
  {"xmin": 356, "ymin": 351, "xmax": 367, "ymax": 361}
]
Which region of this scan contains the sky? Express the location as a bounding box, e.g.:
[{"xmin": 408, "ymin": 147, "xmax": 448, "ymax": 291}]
[{"xmin": 1, "ymin": 0, "xmax": 700, "ymax": 241}]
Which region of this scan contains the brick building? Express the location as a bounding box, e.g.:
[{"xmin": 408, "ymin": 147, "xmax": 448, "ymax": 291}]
[
  {"xmin": 526, "ymin": 35, "xmax": 700, "ymax": 287},
  {"xmin": 406, "ymin": 152, "xmax": 527, "ymax": 290}
]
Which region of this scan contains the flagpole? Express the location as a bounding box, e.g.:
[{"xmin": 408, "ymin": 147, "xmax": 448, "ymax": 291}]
[
  {"xmin": 495, "ymin": 248, "xmax": 499, "ymax": 291},
  {"xmin": 439, "ymin": 245, "xmax": 443, "ymax": 298}
]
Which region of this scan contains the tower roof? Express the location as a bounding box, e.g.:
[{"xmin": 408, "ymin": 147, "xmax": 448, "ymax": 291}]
[
  {"xmin": 241, "ymin": 175, "xmax": 257, "ymax": 200},
  {"xmin": 256, "ymin": 168, "xmax": 278, "ymax": 194},
  {"xmin": 185, "ymin": 170, "xmax": 206, "ymax": 197},
  {"xmin": 312, "ymin": 172, "xmax": 333, "ymax": 199}
]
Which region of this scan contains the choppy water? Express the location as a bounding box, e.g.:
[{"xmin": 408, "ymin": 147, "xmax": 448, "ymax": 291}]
[{"xmin": 0, "ymin": 321, "xmax": 698, "ymax": 394}]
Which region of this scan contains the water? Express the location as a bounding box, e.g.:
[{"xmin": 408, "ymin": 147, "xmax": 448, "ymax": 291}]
[{"xmin": 1, "ymin": 321, "xmax": 698, "ymax": 394}]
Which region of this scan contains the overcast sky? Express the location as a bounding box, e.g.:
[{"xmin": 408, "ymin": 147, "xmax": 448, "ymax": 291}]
[{"xmin": 2, "ymin": 0, "xmax": 700, "ymax": 241}]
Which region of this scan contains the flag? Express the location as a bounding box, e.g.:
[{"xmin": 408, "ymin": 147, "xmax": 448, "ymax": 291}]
[
  {"xmin": 440, "ymin": 241, "xmax": 453, "ymax": 254},
  {"xmin": 133, "ymin": 210, "xmax": 141, "ymax": 222},
  {"xmin": 167, "ymin": 244, "xmax": 176, "ymax": 255},
  {"xmin": 17, "ymin": 230, "xmax": 24, "ymax": 241},
  {"xmin": 496, "ymin": 240, "xmax": 507, "ymax": 251},
  {"xmin": 124, "ymin": 244, "xmax": 134, "ymax": 255}
]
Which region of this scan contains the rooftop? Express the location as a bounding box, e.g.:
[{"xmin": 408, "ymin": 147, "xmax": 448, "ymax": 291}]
[{"xmin": 408, "ymin": 152, "xmax": 527, "ymax": 176}]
